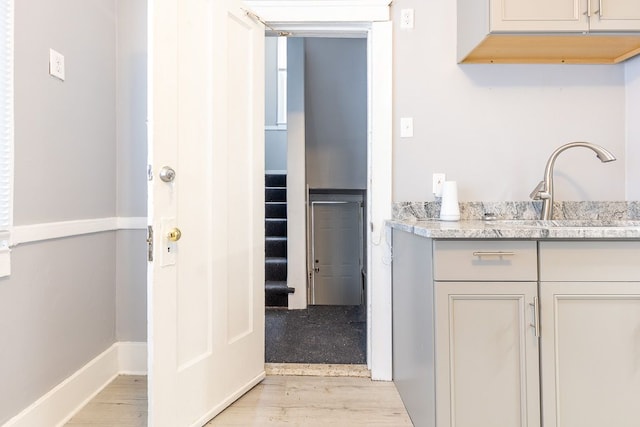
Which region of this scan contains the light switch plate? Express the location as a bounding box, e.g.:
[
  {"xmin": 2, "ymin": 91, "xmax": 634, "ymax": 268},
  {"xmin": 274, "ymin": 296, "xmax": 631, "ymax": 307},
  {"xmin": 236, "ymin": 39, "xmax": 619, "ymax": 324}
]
[
  {"xmin": 49, "ymin": 49, "xmax": 65, "ymax": 81},
  {"xmin": 400, "ymin": 9, "xmax": 414, "ymax": 29},
  {"xmin": 400, "ymin": 117, "xmax": 414, "ymax": 138}
]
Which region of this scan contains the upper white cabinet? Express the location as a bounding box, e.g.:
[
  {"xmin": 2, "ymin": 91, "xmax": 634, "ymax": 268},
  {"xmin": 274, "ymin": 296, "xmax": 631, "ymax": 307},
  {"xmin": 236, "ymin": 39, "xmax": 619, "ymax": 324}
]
[
  {"xmin": 490, "ymin": 0, "xmax": 589, "ymax": 32},
  {"xmin": 458, "ymin": 0, "xmax": 640, "ymax": 63},
  {"xmin": 491, "ymin": 0, "xmax": 640, "ymax": 32},
  {"xmin": 589, "ymin": 0, "xmax": 640, "ymax": 31}
]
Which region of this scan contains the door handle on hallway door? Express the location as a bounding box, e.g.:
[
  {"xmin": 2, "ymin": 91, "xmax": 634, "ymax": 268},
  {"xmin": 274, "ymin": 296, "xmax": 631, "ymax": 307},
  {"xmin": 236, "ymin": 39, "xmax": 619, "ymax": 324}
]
[{"xmin": 167, "ymin": 228, "xmax": 182, "ymax": 242}]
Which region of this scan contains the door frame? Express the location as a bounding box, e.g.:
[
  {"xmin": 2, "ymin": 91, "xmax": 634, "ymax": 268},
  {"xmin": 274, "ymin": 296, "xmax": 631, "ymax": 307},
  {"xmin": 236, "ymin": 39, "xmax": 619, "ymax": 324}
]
[{"xmin": 246, "ymin": 0, "xmax": 393, "ymax": 381}]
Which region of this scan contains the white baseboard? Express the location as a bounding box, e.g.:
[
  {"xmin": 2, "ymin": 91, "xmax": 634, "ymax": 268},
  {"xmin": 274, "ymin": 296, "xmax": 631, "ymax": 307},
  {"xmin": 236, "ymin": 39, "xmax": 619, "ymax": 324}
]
[
  {"xmin": 5, "ymin": 341, "xmax": 147, "ymax": 427},
  {"xmin": 118, "ymin": 341, "xmax": 148, "ymax": 374}
]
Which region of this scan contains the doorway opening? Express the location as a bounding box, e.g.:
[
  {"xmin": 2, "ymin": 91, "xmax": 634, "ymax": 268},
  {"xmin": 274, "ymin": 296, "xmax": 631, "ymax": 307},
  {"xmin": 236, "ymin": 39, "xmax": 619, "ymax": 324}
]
[{"xmin": 264, "ymin": 35, "xmax": 368, "ymax": 365}]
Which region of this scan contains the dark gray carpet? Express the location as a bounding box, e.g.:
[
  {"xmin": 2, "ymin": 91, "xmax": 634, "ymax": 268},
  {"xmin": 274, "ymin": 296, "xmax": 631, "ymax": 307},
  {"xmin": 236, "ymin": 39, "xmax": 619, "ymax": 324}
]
[{"xmin": 265, "ymin": 305, "xmax": 366, "ymax": 364}]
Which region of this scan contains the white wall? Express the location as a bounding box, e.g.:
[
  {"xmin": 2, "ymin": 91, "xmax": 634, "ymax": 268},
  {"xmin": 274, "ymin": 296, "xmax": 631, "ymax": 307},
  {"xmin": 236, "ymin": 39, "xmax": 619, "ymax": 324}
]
[
  {"xmin": 392, "ymin": 0, "xmax": 627, "ymax": 203},
  {"xmin": 286, "ymin": 37, "xmax": 307, "ymax": 309},
  {"xmin": 625, "ymin": 55, "xmax": 640, "ymax": 200}
]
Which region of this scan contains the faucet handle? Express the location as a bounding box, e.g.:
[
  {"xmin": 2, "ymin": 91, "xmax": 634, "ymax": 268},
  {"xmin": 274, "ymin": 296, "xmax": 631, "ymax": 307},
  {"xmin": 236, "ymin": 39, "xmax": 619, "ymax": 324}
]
[{"xmin": 529, "ymin": 181, "xmax": 550, "ymax": 200}]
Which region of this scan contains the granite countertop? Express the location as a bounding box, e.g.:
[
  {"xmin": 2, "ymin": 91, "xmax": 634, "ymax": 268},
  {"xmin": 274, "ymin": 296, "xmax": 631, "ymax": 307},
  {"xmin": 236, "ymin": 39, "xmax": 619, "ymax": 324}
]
[{"xmin": 388, "ymin": 219, "xmax": 640, "ymax": 239}]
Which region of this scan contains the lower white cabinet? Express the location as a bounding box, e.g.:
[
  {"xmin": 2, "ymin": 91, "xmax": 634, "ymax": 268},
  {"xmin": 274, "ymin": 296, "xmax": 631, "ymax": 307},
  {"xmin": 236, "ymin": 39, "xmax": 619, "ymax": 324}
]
[
  {"xmin": 435, "ymin": 281, "xmax": 540, "ymax": 427},
  {"xmin": 539, "ymin": 241, "xmax": 640, "ymax": 427},
  {"xmin": 539, "ymin": 282, "xmax": 640, "ymax": 427},
  {"xmin": 391, "ymin": 232, "xmax": 640, "ymax": 427}
]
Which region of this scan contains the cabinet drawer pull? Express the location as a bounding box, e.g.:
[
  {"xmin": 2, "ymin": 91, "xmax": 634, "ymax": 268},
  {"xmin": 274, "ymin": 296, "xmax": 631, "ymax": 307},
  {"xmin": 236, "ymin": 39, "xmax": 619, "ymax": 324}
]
[
  {"xmin": 529, "ymin": 297, "xmax": 540, "ymax": 338},
  {"xmin": 472, "ymin": 251, "xmax": 515, "ymax": 257}
]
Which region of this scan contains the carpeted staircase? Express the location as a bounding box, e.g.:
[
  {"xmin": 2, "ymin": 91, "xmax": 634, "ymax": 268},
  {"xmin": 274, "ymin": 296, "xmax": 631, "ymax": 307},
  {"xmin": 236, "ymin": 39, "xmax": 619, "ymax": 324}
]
[{"xmin": 265, "ymin": 174, "xmax": 295, "ymax": 307}]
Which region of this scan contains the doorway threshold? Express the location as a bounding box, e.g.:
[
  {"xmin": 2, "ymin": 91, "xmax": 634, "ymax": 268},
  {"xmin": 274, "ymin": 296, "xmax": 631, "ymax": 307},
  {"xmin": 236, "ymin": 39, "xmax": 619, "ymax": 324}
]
[{"xmin": 265, "ymin": 363, "xmax": 370, "ymax": 378}]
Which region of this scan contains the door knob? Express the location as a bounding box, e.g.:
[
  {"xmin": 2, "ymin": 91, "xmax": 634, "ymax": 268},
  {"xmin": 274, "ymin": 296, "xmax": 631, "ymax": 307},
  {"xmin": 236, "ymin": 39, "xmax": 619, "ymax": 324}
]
[
  {"xmin": 159, "ymin": 166, "xmax": 176, "ymax": 182},
  {"xmin": 167, "ymin": 227, "xmax": 182, "ymax": 242}
]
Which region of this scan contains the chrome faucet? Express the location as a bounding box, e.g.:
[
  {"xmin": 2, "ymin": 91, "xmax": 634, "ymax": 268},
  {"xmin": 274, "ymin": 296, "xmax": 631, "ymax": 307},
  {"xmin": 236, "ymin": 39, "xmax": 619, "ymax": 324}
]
[{"xmin": 529, "ymin": 142, "xmax": 616, "ymax": 220}]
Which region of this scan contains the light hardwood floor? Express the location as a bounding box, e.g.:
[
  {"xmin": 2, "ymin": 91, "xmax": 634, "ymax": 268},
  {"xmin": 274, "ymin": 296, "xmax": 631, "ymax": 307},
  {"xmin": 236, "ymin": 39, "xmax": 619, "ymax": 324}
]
[
  {"xmin": 66, "ymin": 375, "xmax": 147, "ymax": 426},
  {"xmin": 66, "ymin": 372, "xmax": 413, "ymax": 426}
]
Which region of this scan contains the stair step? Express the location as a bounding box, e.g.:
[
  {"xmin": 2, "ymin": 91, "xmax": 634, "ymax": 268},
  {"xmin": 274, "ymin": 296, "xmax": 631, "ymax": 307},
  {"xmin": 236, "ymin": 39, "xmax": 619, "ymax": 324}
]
[
  {"xmin": 266, "ymin": 237, "xmax": 287, "ymax": 258},
  {"xmin": 265, "ymin": 218, "xmax": 287, "ymax": 237},
  {"xmin": 265, "ymin": 257, "xmax": 287, "ymax": 281},
  {"xmin": 265, "ymin": 281, "xmax": 295, "ymax": 294},
  {"xmin": 265, "ymin": 202, "xmax": 287, "ymax": 219},
  {"xmin": 264, "ymin": 173, "xmax": 287, "ymax": 307},
  {"xmin": 266, "ymin": 187, "xmax": 287, "ymax": 202},
  {"xmin": 265, "ymin": 280, "xmax": 294, "ymax": 308},
  {"xmin": 265, "ymin": 174, "xmax": 286, "ymax": 188}
]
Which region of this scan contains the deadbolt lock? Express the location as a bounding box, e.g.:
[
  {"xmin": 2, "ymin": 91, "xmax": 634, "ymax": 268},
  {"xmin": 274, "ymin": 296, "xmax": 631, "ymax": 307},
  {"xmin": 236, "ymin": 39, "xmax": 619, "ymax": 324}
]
[{"xmin": 167, "ymin": 227, "xmax": 182, "ymax": 242}]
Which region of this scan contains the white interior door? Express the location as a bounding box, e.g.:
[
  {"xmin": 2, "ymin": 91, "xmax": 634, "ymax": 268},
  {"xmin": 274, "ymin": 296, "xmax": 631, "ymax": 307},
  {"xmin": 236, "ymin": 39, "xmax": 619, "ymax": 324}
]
[
  {"xmin": 311, "ymin": 201, "xmax": 363, "ymax": 305},
  {"xmin": 148, "ymin": 0, "xmax": 265, "ymax": 425}
]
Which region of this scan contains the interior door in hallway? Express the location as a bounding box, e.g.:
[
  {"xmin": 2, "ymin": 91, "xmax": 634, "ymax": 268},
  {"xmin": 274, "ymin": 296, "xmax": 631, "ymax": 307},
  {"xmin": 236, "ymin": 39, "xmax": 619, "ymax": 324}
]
[
  {"xmin": 148, "ymin": 0, "xmax": 265, "ymax": 425},
  {"xmin": 311, "ymin": 201, "xmax": 363, "ymax": 305}
]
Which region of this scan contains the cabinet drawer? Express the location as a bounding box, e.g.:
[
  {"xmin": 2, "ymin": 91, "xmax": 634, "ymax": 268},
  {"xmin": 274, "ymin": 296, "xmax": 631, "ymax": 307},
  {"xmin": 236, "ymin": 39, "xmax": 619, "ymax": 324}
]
[
  {"xmin": 433, "ymin": 240, "xmax": 537, "ymax": 281},
  {"xmin": 539, "ymin": 241, "xmax": 640, "ymax": 282}
]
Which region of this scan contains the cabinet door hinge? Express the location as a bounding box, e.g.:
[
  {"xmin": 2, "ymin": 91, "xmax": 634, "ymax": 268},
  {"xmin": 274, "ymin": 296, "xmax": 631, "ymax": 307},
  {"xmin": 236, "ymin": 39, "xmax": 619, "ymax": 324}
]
[{"xmin": 147, "ymin": 225, "xmax": 154, "ymax": 262}]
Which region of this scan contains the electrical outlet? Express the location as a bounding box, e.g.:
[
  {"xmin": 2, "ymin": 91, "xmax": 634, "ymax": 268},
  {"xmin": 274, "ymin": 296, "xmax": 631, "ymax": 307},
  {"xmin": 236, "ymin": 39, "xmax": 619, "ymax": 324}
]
[
  {"xmin": 49, "ymin": 49, "xmax": 65, "ymax": 81},
  {"xmin": 433, "ymin": 173, "xmax": 446, "ymax": 197},
  {"xmin": 400, "ymin": 9, "xmax": 414, "ymax": 29}
]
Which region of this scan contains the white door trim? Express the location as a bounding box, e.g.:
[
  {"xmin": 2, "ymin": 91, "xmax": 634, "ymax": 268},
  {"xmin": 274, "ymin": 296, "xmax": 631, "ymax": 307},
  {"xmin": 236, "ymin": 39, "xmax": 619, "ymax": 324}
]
[
  {"xmin": 247, "ymin": 1, "xmax": 393, "ymax": 381},
  {"xmin": 244, "ymin": 0, "xmax": 391, "ymax": 22}
]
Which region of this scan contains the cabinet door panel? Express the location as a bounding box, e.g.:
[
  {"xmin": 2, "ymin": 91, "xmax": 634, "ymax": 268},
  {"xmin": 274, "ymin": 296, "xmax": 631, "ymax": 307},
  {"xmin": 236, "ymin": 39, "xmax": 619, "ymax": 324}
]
[
  {"xmin": 590, "ymin": 0, "xmax": 640, "ymax": 30},
  {"xmin": 491, "ymin": 0, "xmax": 588, "ymax": 32},
  {"xmin": 436, "ymin": 282, "xmax": 540, "ymax": 427},
  {"xmin": 540, "ymin": 282, "xmax": 640, "ymax": 427}
]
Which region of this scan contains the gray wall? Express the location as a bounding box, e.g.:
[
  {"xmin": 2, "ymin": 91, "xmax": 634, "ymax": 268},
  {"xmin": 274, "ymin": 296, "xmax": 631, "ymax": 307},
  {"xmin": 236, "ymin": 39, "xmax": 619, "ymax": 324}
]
[
  {"xmin": 265, "ymin": 36, "xmax": 278, "ymax": 127},
  {"xmin": 265, "ymin": 36, "xmax": 287, "ymax": 171},
  {"xmin": 392, "ymin": 0, "xmax": 627, "ymax": 202},
  {"xmin": 115, "ymin": 0, "xmax": 147, "ymax": 342},
  {"xmin": 0, "ymin": 234, "xmax": 116, "ymax": 423},
  {"xmin": 265, "ymin": 128, "xmax": 287, "ymax": 171},
  {"xmin": 305, "ymin": 38, "xmax": 367, "ymax": 190},
  {"xmin": 0, "ymin": 0, "xmax": 147, "ymax": 423},
  {"xmin": 626, "ymin": 56, "xmax": 640, "ymax": 200},
  {"xmin": 13, "ymin": 0, "xmax": 116, "ymax": 223}
]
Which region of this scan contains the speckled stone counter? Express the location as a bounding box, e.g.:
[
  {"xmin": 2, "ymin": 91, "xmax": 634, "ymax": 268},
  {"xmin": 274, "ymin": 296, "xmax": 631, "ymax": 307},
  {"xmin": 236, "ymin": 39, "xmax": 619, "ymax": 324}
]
[
  {"xmin": 389, "ymin": 200, "xmax": 640, "ymax": 240},
  {"xmin": 392, "ymin": 201, "xmax": 640, "ymax": 222},
  {"xmin": 388, "ymin": 218, "xmax": 640, "ymax": 239}
]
